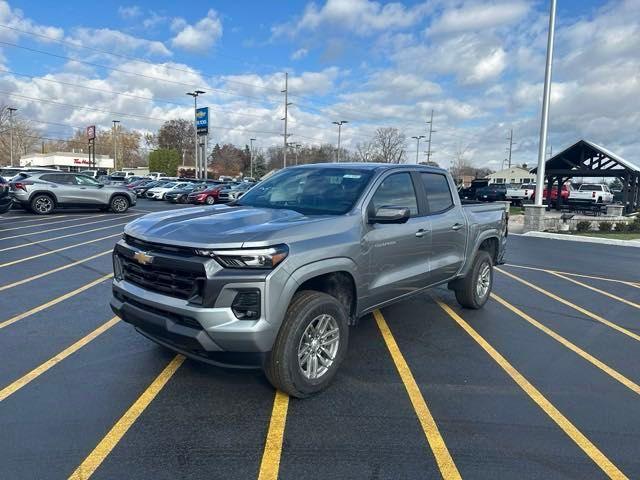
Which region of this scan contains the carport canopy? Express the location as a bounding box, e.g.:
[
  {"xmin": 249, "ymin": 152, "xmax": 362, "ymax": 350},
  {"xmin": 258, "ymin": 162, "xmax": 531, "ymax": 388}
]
[{"xmin": 530, "ymin": 139, "xmax": 640, "ymax": 213}]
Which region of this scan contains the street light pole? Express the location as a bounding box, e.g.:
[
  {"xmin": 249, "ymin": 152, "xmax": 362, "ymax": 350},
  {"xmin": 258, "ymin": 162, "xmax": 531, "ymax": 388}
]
[
  {"xmin": 112, "ymin": 120, "xmax": 120, "ymax": 170},
  {"xmin": 8, "ymin": 107, "xmax": 17, "ymax": 167},
  {"xmin": 411, "ymin": 135, "xmax": 426, "ymax": 164},
  {"xmin": 187, "ymin": 90, "xmax": 205, "ymax": 178},
  {"xmin": 534, "ymin": 0, "xmax": 557, "ymax": 206},
  {"xmin": 332, "ymin": 120, "xmax": 348, "ymax": 162},
  {"xmin": 250, "ymin": 138, "xmax": 256, "ymax": 178}
]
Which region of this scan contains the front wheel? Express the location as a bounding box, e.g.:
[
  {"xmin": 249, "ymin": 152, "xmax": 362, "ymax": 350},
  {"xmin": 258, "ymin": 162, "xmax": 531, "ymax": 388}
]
[
  {"xmin": 264, "ymin": 291, "xmax": 349, "ymax": 398},
  {"xmin": 205, "ymin": 196, "xmax": 215, "ymax": 205},
  {"xmin": 109, "ymin": 195, "xmax": 130, "ymax": 213},
  {"xmin": 454, "ymin": 250, "xmax": 493, "ymax": 309}
]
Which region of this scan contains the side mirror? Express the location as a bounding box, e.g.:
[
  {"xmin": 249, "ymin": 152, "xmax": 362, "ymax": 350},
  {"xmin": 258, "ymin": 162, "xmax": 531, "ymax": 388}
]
[
  {"xmin": 368, "ymin": 206, "xmax": 410, "ymax": 224},
  {"xmin": 97, "ymin": 183, "xmax": 105, "ymax": 188}
]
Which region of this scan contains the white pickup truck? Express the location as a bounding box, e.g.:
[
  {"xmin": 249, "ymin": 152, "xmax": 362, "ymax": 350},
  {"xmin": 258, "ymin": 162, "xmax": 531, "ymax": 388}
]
[{"xmin": 569, "ymin": 184, "xmax": 614, "ymax": 204}]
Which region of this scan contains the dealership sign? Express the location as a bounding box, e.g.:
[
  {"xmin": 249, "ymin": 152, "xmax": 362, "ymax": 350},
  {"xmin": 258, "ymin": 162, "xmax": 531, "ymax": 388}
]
[
  {"xmin": 196, "ymin": 107, "xmax": 208, "ymax": 135},
  {"xmin": 86, "ymin": 125, "xmax": 96, "ymax": 140}
]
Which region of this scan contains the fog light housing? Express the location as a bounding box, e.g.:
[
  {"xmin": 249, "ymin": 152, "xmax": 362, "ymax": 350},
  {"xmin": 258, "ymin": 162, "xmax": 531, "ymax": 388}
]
[{"xmin": 231, "ymin": 289, "xmax": 261, "ymax": 320}]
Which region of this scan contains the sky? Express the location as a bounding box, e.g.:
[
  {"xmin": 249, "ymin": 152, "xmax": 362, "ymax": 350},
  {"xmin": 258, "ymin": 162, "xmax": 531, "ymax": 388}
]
[{"xmin": 0, "ymin": 0, "xmax": 639, "ymax": 170}]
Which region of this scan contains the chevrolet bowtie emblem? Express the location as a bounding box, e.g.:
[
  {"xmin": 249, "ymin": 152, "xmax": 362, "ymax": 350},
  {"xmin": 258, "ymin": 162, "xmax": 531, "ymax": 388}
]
[{"xmin": 133, "ymin": 251, "xmax": 153, "ymax": 265}]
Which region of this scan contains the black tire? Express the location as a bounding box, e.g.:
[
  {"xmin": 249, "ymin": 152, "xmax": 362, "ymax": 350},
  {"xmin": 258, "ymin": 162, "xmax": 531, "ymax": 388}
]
[
  {"xmin": 454, "ymin": 250, "xmax": 493, "ymax": 309},
  {"xmin": 205, "ymin": 195, "xmax": 215, "ymax": 205},
  {"xmin": 30, "ymin": 193, "xmax": 55, "ymax": 215},
  {"xmin": 109, "ymin": 195, "xmax": 130, "ymax": 213},
  {"xmin": 264, "ymin": 290, "xmax": 349, "ymax": 398}
]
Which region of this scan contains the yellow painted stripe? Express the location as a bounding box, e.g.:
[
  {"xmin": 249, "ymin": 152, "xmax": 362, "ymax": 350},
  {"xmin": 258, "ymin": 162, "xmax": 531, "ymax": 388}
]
[
  {"xmin": 0, "ymin": 220, "xmax": 131, "ymax": 252},
  {"xmin": 0, "ymin": 232, "xmax": 121, "ymax": 268},
  {"xmin": 547, "ymin": 272, "xmax": 640, "ymax": 310},
  {"xmin": 0, "ymin": 214, "xmax": 94, "ymax": 232},
  {"xmin": 0, "ymin": 317, "xmax": 119, "ymax": 402},
  {"xmin": 0, "ymin": 213, "xmax": 136, "ymax": 241},
  {"xmin": 0, "ymin": 250, "xmax": 112, "ymax": 292},
  {"xmin": 67, "ymin": 355, "xmax": 185, "ymax": 480},
  {"xmin": 257, "ymin": 390, "xmax": 290, "ymax": 480},
  {"xmin": 491, "ymin": 293, "xmax": 640, "ymax": 396},
  {"xmin": 496, "ymin": 268, "xmax": 640, "ymax": 343},
  {"xmin": 506, "ymin": 263, "xmax": 640, "ymax": 289},
  {"xmin": 373, "ymin": 309, "xmax": 462, "ymax": 480},
  {"xmin": 0, "ymin": 274, "xmax": 113, "ymax": 330},
  {"xmin": 435, "ymin": 299, "xmax": 628, "ymax": 479}
]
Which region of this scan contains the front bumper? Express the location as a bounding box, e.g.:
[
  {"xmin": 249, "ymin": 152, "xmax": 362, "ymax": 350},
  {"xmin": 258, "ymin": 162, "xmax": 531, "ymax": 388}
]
[{"xmin": 110, "ymin": 238, "xmax": 293, "ymax": 367}]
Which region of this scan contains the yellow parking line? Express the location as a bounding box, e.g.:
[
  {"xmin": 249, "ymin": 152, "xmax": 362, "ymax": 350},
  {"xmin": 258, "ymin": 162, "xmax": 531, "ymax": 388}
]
[
  {"xmin": 0, "ymin": 233, "xmax": 121, "ymax": 268},
  {"xmin": 0, "ymin": 214, "xmax": 95, "ymax": 232},
  {"xmin": 373, "ymin": 309, "xmax": 462, "ymax": 480},
  {"xmin": 67, "ymin": 355, "xmax": 185, "ymax": 480},
  {"xmin": 491, "ymin": 293, "xmax": 640, "ymax": 396},
  {"xmin": 435, "ymin": 299, "xmax": 628, "ymax": 479},
  {"xmin": 547, "ymin": 272, "xmax": 640, "ymax": 310},
  {"xmin": 0, "ymin": 317, "xmax": 120, "ymax": 402},
  {"xmin": 0, "ymin": 274, "xmax": 113, "ymax": 330},
  {"xmin": 506, "ymin": 263, "xmax": 640, "ymax": 290},
  {"xmin": 0, "ymin": 250, "xmax": 111, "ymax": 292},
  {"xmin": 0, "ymin": 213, "xmax": 137, "ymax": 241},
  {"xmin": 258, "ymin": 391, "xmax": 290, "ymax": 480},
  {"xmin": 496, "ymin": 268, "xmax": 640, "ymax": 343},
  {"xmin": 0, "ymin": 220, "xmax": 131, "ymax": 252}
]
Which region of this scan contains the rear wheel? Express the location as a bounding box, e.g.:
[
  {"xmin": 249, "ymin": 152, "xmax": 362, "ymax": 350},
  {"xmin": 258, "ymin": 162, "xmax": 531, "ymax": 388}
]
[
  {"xmin": 30, "ymin": 194, "xmax": 55, "ymax": 215},
  {"xmin": 205, "ymin": 195, "xmax": 215, "ymax": 205},
  {"xmin": 454, "ymin": 250, "xmax": 493, "ymax": 309},
  {"xmin": 110, "ymin": 195, "xmax": 130, "ymax": 213},
  {"xmin": 264, "ymin": 290, "xmax": 348, "ymax": 398}
]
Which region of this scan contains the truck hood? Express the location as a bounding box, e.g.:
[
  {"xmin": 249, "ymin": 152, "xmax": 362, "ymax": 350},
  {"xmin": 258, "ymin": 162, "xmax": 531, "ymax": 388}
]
[{"xmin": 124, "ymin": 205, "xmax": 353, "ymax": 249}]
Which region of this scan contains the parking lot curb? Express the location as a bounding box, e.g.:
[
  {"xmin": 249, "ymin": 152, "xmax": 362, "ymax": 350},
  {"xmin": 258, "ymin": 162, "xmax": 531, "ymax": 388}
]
[{"xmin": 522, "ymin": 231, "xmax": 640, "ymax": 247}]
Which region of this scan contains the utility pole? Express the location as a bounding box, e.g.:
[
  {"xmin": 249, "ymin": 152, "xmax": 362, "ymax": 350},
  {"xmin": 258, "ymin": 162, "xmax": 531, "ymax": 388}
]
[
  {"xmin": 112, "ymin": 120, "xmax": 120, "ymax": 170},
  {"xmin": 411, "ymin": 135, "xmax": 426, "ymax": 164},
  {"xmin": 332, "ymin": 120, "xmax": 348, "ymax": 162},
  {"xmin": 250, "ymin": 138, "xmax": 256, "ymax": 178},
  {"xmin": 281, "ymin": 72, "xmax": 291, "ymax": 168},
  {"xmin": 425, "ymin": 109, "xmax": 436, "ymax": 164},
  {"xmin": 8, "ymin": 107, "xmax": 17, "ymax": 167},
  {"xmin": 534, "ymin": 0, "xmax": 557, "ymax": 207},
  {"xmin": 506, "ymin": 128, "xmax": 513, "ymax": 168},
  {"xmin": 186, "ymin": 90, "xmax": 205, "ymax": 178},
  {"xmin": 291, "ymin": 143, "xmax": 301, "ymax": 165}
]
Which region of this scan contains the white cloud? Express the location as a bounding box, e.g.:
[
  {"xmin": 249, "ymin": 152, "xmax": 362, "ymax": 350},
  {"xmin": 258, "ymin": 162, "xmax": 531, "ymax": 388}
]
[
  {"xmin": 428, "ymin": 2, "xmax": 530, "ymax": 36},
  {"xmin": 68, "ymin": 28, "xmax": 172, "ymax": 57},
  {"xmin": 291, "ymin": 48, "xmax": 309, "ymax": 60},
  {"xmin": 274, "ymin": 0, "xmax": 429, "ymax": 37},
  {"xmin": 118, "ymin": 5, "xmax": 142, "ymax": 20},
  {"xmin": 0, "ymin": 1, "xmax": 64, "ymax": 43},
  {"xmin": 171, "ymin": 9, "xmax": 223, "ymax": 52}
]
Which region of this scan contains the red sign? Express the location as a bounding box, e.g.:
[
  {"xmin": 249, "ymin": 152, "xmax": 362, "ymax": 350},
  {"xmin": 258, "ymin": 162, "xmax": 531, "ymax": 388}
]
[
  {"xmin": 86, "ymin": 125, "xmax": 96, "ymax": 140},
  {"xmin": 74, "ymin": 159, "xmax": 90, "ymax": 165}
]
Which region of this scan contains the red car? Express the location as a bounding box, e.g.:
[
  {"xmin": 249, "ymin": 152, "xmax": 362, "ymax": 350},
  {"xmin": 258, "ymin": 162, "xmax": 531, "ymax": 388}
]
[
  {"xmin": 529, "ymin": 184, "xmax": 570, "ymax": 202},
  {"xmin": 187, "ymin": 183, "xmax": 234, "ymax": 204}
]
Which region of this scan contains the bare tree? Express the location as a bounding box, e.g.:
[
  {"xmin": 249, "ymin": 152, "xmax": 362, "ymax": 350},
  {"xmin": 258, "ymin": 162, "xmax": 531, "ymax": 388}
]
[
  {"xmin": 373, "ymin": 127, "xmax": 406, "ymax": 164},
  {"xmin": 449, "ymin": 143, "xmax": 473, "ymax": 180},
  {"xmin": 355, "ymin": 141, "xmax": 377, "ymax": 163},
  {"xmin": 0, "ymin": 105, "xmax": 40, "ymax": 164}
]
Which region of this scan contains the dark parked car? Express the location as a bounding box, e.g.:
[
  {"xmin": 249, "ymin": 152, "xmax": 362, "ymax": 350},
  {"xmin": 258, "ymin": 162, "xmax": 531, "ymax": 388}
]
[
  {"xmin": 133, "ymin": 180, "xmax": 167, "ymax": 197},
  {"xmin": 187, "ymin": 182, "xmax": 237, "ymax": 204},
  {"xmin": 476, "ymin": 184, "xmax": 507, "ymax": 202},
  {"xmin": 459, "ymin": 179, "xmax": 489, "ymax": 200},
  {"xmin": 165, "ymin": 183, "xmax": 206, "ymax": 203},
  {"xmin": 0, "ymin": 175, "xmax": 12, "ymax": 214}
]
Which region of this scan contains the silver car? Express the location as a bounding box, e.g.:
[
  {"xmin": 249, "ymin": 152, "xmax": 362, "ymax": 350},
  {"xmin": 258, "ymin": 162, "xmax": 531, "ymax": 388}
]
[{"xmin": 10, "ymin": 172, "xmax": 136, "ymax": 215}]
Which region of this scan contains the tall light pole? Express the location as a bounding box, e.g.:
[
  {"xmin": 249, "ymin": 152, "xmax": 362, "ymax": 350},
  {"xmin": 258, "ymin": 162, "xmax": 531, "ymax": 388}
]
[
  {"xmin": 534, "ymin": 0, "xmax": 557, "ymax": 206},
  {"xmin": 250, "ymin": 138, "xmax": 256, "ymax": 178},
  {"xmin": 332, "ymin": 120, "xmax": 348, "ymax": 162},
  {"xmin": 187, "ymin": 90, "xmax": 205, "ymax": 178},
  {"xmin": 425, "ymin": 109, "xmax": 435, "ymax": 164},
  {"xmin": 411, "ymin": 135, "xmax": 426, "ymax": 164},
  {"xmin": 112, "ymin": 120, "xmax": 120, "ymax": 170},
  {"xmin": 506, "ymin": 128, "xmax": 513, "ymax": 168},
  {"xmin": 291, "ymin": 143, "xmax": 301, "ymax": 165},
  {"xmin": 281, "ymin": 73, "xmax": 291, "ymax": 168},
  {"xmin": 8, "ymin": 107, "xmax": 17, "ymax": 167}
]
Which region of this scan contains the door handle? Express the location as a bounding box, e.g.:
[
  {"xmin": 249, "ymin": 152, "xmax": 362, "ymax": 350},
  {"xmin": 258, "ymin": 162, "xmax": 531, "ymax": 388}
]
[
  {"xmin": 451, "ymin": 223, "xmax": 463, "ymax": 231},
  {"xmin": 415, "ymin": 229, "xmax": 427, "ymax": 238}
]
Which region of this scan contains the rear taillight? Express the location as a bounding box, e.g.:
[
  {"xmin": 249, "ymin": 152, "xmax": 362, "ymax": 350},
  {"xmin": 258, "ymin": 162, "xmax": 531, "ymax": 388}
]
[{"xmin": 12, "ymin": 181, "xmax": 32, "ymax": 192}]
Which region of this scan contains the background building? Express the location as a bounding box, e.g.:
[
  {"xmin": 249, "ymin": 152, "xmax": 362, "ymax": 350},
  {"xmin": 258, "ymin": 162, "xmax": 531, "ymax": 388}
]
[
  {"xmin": 19, "ymin": 152, "xmax": 114, "ymax": 172},
  {"xmin": 487, "ymin": 167, "xmax": 535, "ymax": 185}
]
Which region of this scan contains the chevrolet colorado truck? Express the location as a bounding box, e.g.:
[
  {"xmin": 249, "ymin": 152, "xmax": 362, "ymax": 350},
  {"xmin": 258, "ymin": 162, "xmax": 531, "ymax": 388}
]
[{"xmin": 111, "ymin": 164, "xmax": 508, "ymax": 397}]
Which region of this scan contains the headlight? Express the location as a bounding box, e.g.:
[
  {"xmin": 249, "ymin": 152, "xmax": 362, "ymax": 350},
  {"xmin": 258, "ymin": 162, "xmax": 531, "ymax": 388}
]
[{"xmin": 195, "ymin": 245, "xmax": 288, "ymax": 269}]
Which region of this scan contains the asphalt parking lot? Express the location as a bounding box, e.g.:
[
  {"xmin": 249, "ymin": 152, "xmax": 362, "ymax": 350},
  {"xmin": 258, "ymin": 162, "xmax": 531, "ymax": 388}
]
[{"xmin": 1, "ymin": 199, "xmax": 639, "ymax": 480}]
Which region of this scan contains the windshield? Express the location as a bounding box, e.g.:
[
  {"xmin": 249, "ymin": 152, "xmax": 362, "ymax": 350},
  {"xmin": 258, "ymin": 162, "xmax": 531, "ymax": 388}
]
[{"xmin": 236, "ymin": 167, "xmax": 373, "ymax": 215}]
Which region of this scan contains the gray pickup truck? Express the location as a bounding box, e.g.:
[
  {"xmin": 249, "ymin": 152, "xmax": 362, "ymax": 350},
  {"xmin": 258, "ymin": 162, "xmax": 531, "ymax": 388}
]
[{"xmin": 111, "ymin": 164, "xmax": 507, "ymax": 397}]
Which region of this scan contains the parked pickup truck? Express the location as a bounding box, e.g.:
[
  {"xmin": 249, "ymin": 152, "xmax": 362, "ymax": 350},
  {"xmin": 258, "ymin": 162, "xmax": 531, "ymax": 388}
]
[
  {"xmin": 569, "ymin": 183, "xmax": 614, "ymax": 204},
  {"xmin": 111, "ymin": 164, "xmax": 508, "ymax": 397}
]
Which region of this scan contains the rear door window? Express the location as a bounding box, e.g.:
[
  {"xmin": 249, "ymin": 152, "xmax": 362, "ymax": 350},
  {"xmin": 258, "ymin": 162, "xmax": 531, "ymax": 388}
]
[{"xmin": 421, "ymin": 173, "xmax": 454, "ymax": 214}]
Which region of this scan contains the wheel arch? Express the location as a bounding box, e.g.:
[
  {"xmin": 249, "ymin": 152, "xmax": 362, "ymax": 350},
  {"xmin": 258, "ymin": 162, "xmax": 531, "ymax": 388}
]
[{"xmin": 29, "ymin": 190, "xmax": 58, "ymax": 206}]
